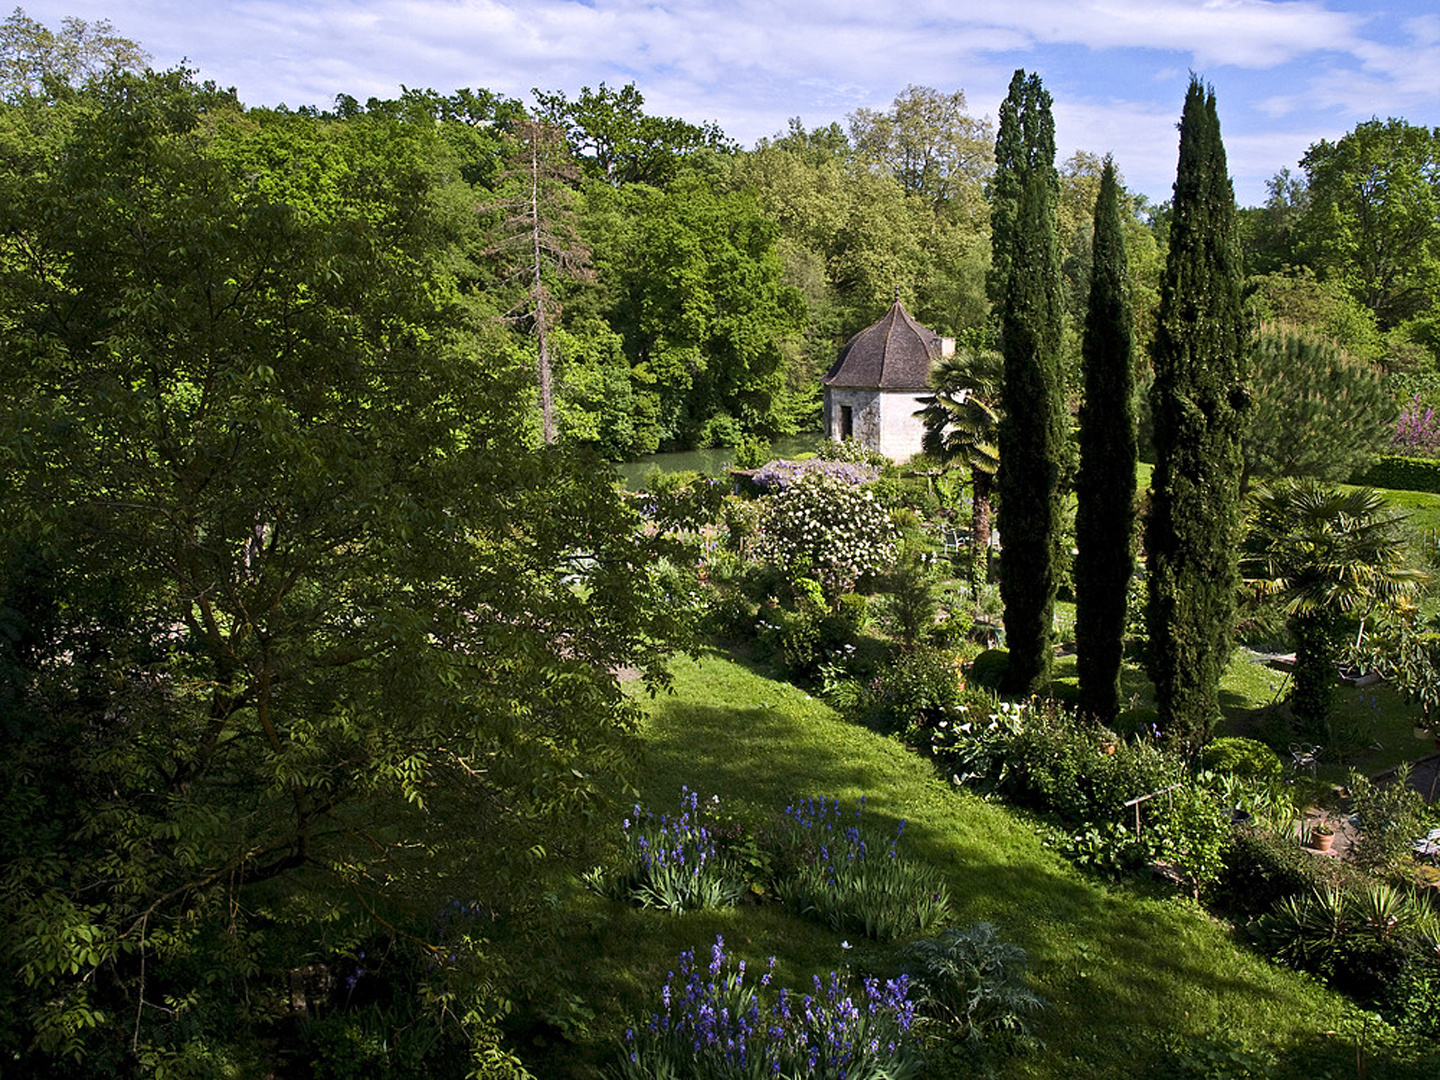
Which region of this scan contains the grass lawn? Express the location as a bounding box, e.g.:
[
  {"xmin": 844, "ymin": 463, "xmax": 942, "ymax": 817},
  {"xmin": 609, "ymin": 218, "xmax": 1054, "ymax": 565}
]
[{"xmin": 542, "ymin": 651, "xmax": 1438, "ymax": 1079}]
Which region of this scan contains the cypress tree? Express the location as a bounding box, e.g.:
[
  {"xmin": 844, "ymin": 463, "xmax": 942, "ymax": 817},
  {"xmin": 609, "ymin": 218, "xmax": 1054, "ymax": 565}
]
[
  {"xmin": 1075, "ymin": 158, "xmax": 1136, "ymax": 723},
  {"xmin": 1147, "ymin": 79, "xmax": 1249, "ymax": 749},
  {"xmin": 992, "ymin": 70, "xmax": 1065, "ymax": 696}
]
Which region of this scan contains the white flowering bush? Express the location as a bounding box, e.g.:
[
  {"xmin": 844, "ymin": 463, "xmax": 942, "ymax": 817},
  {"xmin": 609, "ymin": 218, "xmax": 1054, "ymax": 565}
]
[{"xmin": 757, "ymin": 470, "xmax": 899, "ymax": 596}]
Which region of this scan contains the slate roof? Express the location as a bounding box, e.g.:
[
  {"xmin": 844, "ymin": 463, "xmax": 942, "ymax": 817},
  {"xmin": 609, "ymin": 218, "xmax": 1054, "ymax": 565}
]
[{"xmin": 822, "ymin": 300, "xmax": 941, "ymax": 390}]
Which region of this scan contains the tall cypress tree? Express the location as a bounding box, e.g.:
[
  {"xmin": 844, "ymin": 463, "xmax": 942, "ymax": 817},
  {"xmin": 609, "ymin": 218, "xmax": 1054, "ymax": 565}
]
[
  {"xmin": 992, "ymin": 70, "xmax": 1065, "ymax": 696},
  {"xmin": 1075, "ymin": 158, "xmax": 1136, "ymax": 723},
  {"xmin": 1147, "ymin": 79, "xmax": 1249, "ymax": 748}
]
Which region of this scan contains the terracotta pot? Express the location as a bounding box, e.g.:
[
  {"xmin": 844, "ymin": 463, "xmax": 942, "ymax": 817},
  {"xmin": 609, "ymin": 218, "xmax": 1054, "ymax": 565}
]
[
  {"xmin": 1314, "ymin": 831, "xmax": 1335, "ymax": 852},
  {"xmin": 1100, "ymin": 742, "xmax": 1116, "ymax": 756}
]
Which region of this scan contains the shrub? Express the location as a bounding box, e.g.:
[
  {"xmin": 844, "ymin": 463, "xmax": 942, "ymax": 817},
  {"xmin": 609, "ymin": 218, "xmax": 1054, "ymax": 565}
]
[
  {"xmin": 968, "ymin": 648, "xmax": 1009, "ymax": 690},
  {"xmin": 1351, "ymin": 454, "xmax": 1440, "ymax": 494},
  {"xmin": 900, "ymin": 922, "xmax": 1046, "ymax": 1060},
  {"xmin": 924, "ymin": 692, "xmax": 1015, "ymax": 791},
  {"xmin": 600, "ymin": 788, "xmax": 744, "ymax": 914},
  {"xmin": 1152, "ymin": 784, "xmax": 1233, "ymax": 900},
  {"xmin": 756, "ymin": 470, "xmax": 899, "ymax": 596},
  {"xmin": 770, "ymin": 797, "xmax": 950, "ymax": 941},
  {"xmin": 817, "ymin": 438, "xmax": 893, "ymax": 470},
  {"xmin": 644, "ymin": 470, "xmax": 727, "ymax": 534},
  {"xmin": 863, "ymin": 646, "xmax": 963, "ymax": 737},
  {"xmin": 617, "ymin": 936, "xmax": 920, "ymax": 1080},
  {"xmin": 1348, "ymin": 767, "xmax": 1433, "ymax": 874},
  {"xmin": 1253, "ymin": 883, "xmax": 1440, "ymax": 1001},
  {"xmin": 1201, "ymin": 737, "xmax": 1283, "ymax": 781},
  {"xmin": 1385, "ymin": 952, "xmax": 1440, "ymax": 1036},
  {"xmin": 1215, "ymin": 825, "xmax": 1364, "ymax": 918}
]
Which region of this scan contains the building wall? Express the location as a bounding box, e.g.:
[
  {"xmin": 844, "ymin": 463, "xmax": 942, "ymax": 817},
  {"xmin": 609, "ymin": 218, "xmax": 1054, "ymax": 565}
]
[{"xmin": 824, "ymin": 386, "xmax": 928, "ymax": 462}]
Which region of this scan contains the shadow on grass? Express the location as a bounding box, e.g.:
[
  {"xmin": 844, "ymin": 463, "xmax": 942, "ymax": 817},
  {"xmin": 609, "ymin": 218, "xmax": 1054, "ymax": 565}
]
[{"xmin": 637, "ymin": 675, "xmax": 1402, "ymax": 1079}]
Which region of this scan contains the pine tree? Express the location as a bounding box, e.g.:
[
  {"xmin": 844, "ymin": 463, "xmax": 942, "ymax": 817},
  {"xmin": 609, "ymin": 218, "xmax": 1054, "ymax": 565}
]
[
  {"xmin": 992, "ymin": 70, "xmax": 1065, "ymax": 696},
  {"xmin": 1075, "ymin": 158, "xmax": 1136, "ymax": 723},
  {"xmin": 1147, "ymin": 79, "xmax": 1249, "ymax": 748}
]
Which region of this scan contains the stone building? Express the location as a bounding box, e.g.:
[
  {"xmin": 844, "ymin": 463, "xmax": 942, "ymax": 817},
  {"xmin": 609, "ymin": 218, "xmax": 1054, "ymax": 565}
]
[{"xmin": 822, "ymin": 298, "xmax": 954, "ymax": 462}]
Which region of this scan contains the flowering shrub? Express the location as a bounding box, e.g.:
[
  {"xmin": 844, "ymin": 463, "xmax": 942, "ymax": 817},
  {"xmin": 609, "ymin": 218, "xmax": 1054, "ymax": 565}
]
[
  {"xmin": 757, "ymin": 470, "xmax": 899, "ymax": 596},
  {"xmin": 1394, "ymin": 394, "xmax": 1440, "ymax": 457},
  {"xmin": 609, "ymin": 788, "xmax": 744, "ymax": 914},
  {"xmin": 618, "ymin": 936, "xmax": 919, "ymax": 1080},
  {"xmin": 771, "ymin": 797, "xmax": 950, "ymax": 940}
]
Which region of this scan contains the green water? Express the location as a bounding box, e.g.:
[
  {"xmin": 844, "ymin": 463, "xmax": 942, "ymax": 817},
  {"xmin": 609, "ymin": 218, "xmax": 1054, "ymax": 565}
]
[{"xmin": 613, "ymin": 433, "xmax": 824, "ymax": 489}]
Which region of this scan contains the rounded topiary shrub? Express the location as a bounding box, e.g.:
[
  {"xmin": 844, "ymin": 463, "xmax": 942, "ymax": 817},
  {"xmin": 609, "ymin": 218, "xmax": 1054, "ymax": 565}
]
[
  {"xmin": 1200, "ymin": 736, "xmax": 1283, "ymax": 781},
  {"xmin": 968, "ymin": 649, "xmax": 1009, "ymax": 691}
]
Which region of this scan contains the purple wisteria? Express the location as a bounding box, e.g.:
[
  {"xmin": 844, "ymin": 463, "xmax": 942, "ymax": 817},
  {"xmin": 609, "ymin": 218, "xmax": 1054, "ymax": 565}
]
[
  {"xmin": 618, "ymin": 935, "xmax": 920, "ymax": 1080},
  {"xmin": 752, "ymin": 458, "xmax": 879, "ymax": 493}
]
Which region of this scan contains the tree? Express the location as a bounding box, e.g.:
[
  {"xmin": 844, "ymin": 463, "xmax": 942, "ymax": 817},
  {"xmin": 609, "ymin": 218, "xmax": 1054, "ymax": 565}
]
[
  {"xmin": 991, "ymin": 70, "xmax": 1065, "ymax": 697},
  {"xmin": 1074, "ymin": 158, "xmax": 1136, "ymax": 724},
  {"xmin": 586, "ymin": 170, "xmax": 805, "ymax": 448},
  {"xmin": 916, "ymin": 347, "xmax": 1003, "ymax": 594},
  {"xmin": 488, "ymin": 116, "xmax": 591, "ymax": 444},
  {"xmin": 1242, "ymin": 327, "xmax": 1395, "ymax": 492},
  {"xmin": 532, "ymin": 81, "xmax": 731, "ymax": 187},
  {"xmin": 848, "ymin": 84, "xmax": 993, "ymax": 211},
  {"xmin": 0, "ymin": 71, "xmax": 681, "ymax": 1072},
  {"xmin": 0, "ymin": 6, "xmax": 147, "ymax": 98},
  {"xmin": 1245, "ymin": 482, "xmax": 1421, "ymax": 735},
  {"xmin": 1300, "ymin": 118, "xmax": 1440, "ymax": 330},
  {"xmin": 1147, "ymin": 78, "xmax": 1249, "ymax": 749}
]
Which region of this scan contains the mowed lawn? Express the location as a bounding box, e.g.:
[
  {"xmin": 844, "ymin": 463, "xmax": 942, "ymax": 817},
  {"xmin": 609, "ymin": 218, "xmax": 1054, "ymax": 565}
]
[{"xmin": 585, "ymin": 650, "xmax": 1440, "ymax": 1079}]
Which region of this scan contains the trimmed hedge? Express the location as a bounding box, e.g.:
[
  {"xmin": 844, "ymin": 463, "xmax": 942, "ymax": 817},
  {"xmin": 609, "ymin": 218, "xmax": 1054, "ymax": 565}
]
[{"xmin": 1350, "ymin": 454, "xmax": 1440, "ymax": 494}]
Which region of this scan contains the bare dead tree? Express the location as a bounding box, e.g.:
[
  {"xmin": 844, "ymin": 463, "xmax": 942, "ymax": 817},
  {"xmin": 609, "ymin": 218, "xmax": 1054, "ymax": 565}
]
[{"xmin": 487, "ymin": 118, "xmax": 591, "ymax": 444}]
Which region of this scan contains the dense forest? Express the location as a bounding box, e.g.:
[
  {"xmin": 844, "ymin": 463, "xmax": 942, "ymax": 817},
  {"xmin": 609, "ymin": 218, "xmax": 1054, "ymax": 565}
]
[{"xmin": 4, "ymin": 9, "xmax": 1440, "ymax": 1079}]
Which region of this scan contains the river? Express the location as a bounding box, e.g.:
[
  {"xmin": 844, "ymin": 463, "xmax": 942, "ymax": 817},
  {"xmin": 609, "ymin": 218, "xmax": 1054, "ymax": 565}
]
[{"xmin": 612, "ymin": 433, "xmax": 825, "ymax": 489}]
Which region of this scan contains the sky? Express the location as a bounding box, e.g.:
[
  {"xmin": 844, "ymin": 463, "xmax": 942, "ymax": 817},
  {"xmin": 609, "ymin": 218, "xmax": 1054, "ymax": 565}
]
[{"xmin": 19, "ymin": 0, "xmax": 1440, "ymax": 206}]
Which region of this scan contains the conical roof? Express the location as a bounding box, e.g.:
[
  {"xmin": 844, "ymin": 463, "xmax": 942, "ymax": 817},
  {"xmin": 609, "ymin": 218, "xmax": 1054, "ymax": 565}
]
[{"xmin": 823, "ymin": 299, "xmax": 941, "ymax": 390}]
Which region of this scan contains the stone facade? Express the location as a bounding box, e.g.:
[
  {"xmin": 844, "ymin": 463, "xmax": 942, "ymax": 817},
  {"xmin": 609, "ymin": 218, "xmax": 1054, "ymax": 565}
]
[{"xmin": 821, "ymin": 299, "xmax": 952, "ymax": 463}]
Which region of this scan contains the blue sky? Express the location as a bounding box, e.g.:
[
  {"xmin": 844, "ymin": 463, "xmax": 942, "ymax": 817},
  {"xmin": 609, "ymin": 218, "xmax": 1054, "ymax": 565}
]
[{"xmin": 22, "ymin": 0, "xmax": 1440, "ymax": 205}]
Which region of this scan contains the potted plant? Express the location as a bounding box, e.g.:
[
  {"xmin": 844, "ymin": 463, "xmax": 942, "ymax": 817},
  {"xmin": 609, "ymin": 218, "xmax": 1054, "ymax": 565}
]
[{"xmin": 1312, "ymin": 823, "xmax": 1335, "ymax": 852}]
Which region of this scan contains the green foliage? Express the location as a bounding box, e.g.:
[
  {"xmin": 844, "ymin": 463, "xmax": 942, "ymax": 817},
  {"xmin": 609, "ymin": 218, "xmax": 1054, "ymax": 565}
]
[
  {"xmin": 1245, "ymin": 481, "xmax": 1422, "ymax": 734},
  {"xmin": 756, "ymin": 470, "xmax": 899, "ymax": 596},
  {"xmin": 1216, "ymin": 825, "xmax": 1362, "ymax": 919},
  {"xmin": 1255, "ymin": 883, "xmax": 1440, "ymax": 1002},
  {"xmin": 1075, "ymin": 157, "xmax": 1138, "ymax": 723},
  {"xmin": 1154, "ymin": 784, "xmax": 1232, "ymax": 900},
  {"xmin": 900, "ymin": 922, "xmax": 1045, "ymax": 1056},
  {"xmin": 770, "ymin": 798, "xmax": 950, "ymax": 941},
  {"xmin": 0, "ymin": 7, "xmax": 147, "ymax": 99},
  {"xmin": 1147, "ymin": 78, "xmax": 1249, "ymax": 749},
  {"xmin": 1347, "ymin": 767, "xmax": 1432, "ymax": 874},
  {"xmin": 585, "ymin": 170, "xmax": 805, "ymax": 449},
  {"xmin": 1351, "ymin": 454, "xmax": 1440, "ymax": 493},
  {"xmin": 1200, "ymin": 737, "xmax": 1283, "ymax": 781},
  {"xmin": 1243, "ymin": 328, "xmax": 1395, "ymax": 490},
  {"xmin": 862, "ymin": 646, "xmax": 963, "ymax": 736},
  {"xmin": 1245, "ymin": 270, "xmax": 1385, "ymax": 366},
  {"xmin": 532, "ymin": 80, "xmax": 731, "ymax": 187},
  {"xmin": 1300, "ymin": 118, "xmax": 1440, "ymax": 330},
  {"xmin": 0, "ymin": 69, "xmax": 683, "ymax": 1072},
  {"xmin": 602, "ymin": 789, "xmax": 746, "ymax": 914},
  {"xmin": 993, "ymin": 69, "xmax": 1066, "ymax": 697},
  {"xmin": 1385, "ymin": 953, "xmax": 1440, "ymax": 1037}
]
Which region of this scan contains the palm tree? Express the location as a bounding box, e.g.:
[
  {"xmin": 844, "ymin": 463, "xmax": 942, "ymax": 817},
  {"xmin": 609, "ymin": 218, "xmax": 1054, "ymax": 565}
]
[
  {"xmin": 915, "ymin": 347, "xmax": 1003, "ymax": 593},
  {"xmin": 1245, "ymin": 480, "xmax": 1425, "ymax": 735}
]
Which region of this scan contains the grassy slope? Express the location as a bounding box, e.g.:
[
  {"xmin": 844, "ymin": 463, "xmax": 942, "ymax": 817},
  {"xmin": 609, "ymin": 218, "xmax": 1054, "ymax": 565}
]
[{"xmin": 595, "ymin": 651, "xmax": 1437, "ymax": 1079}]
